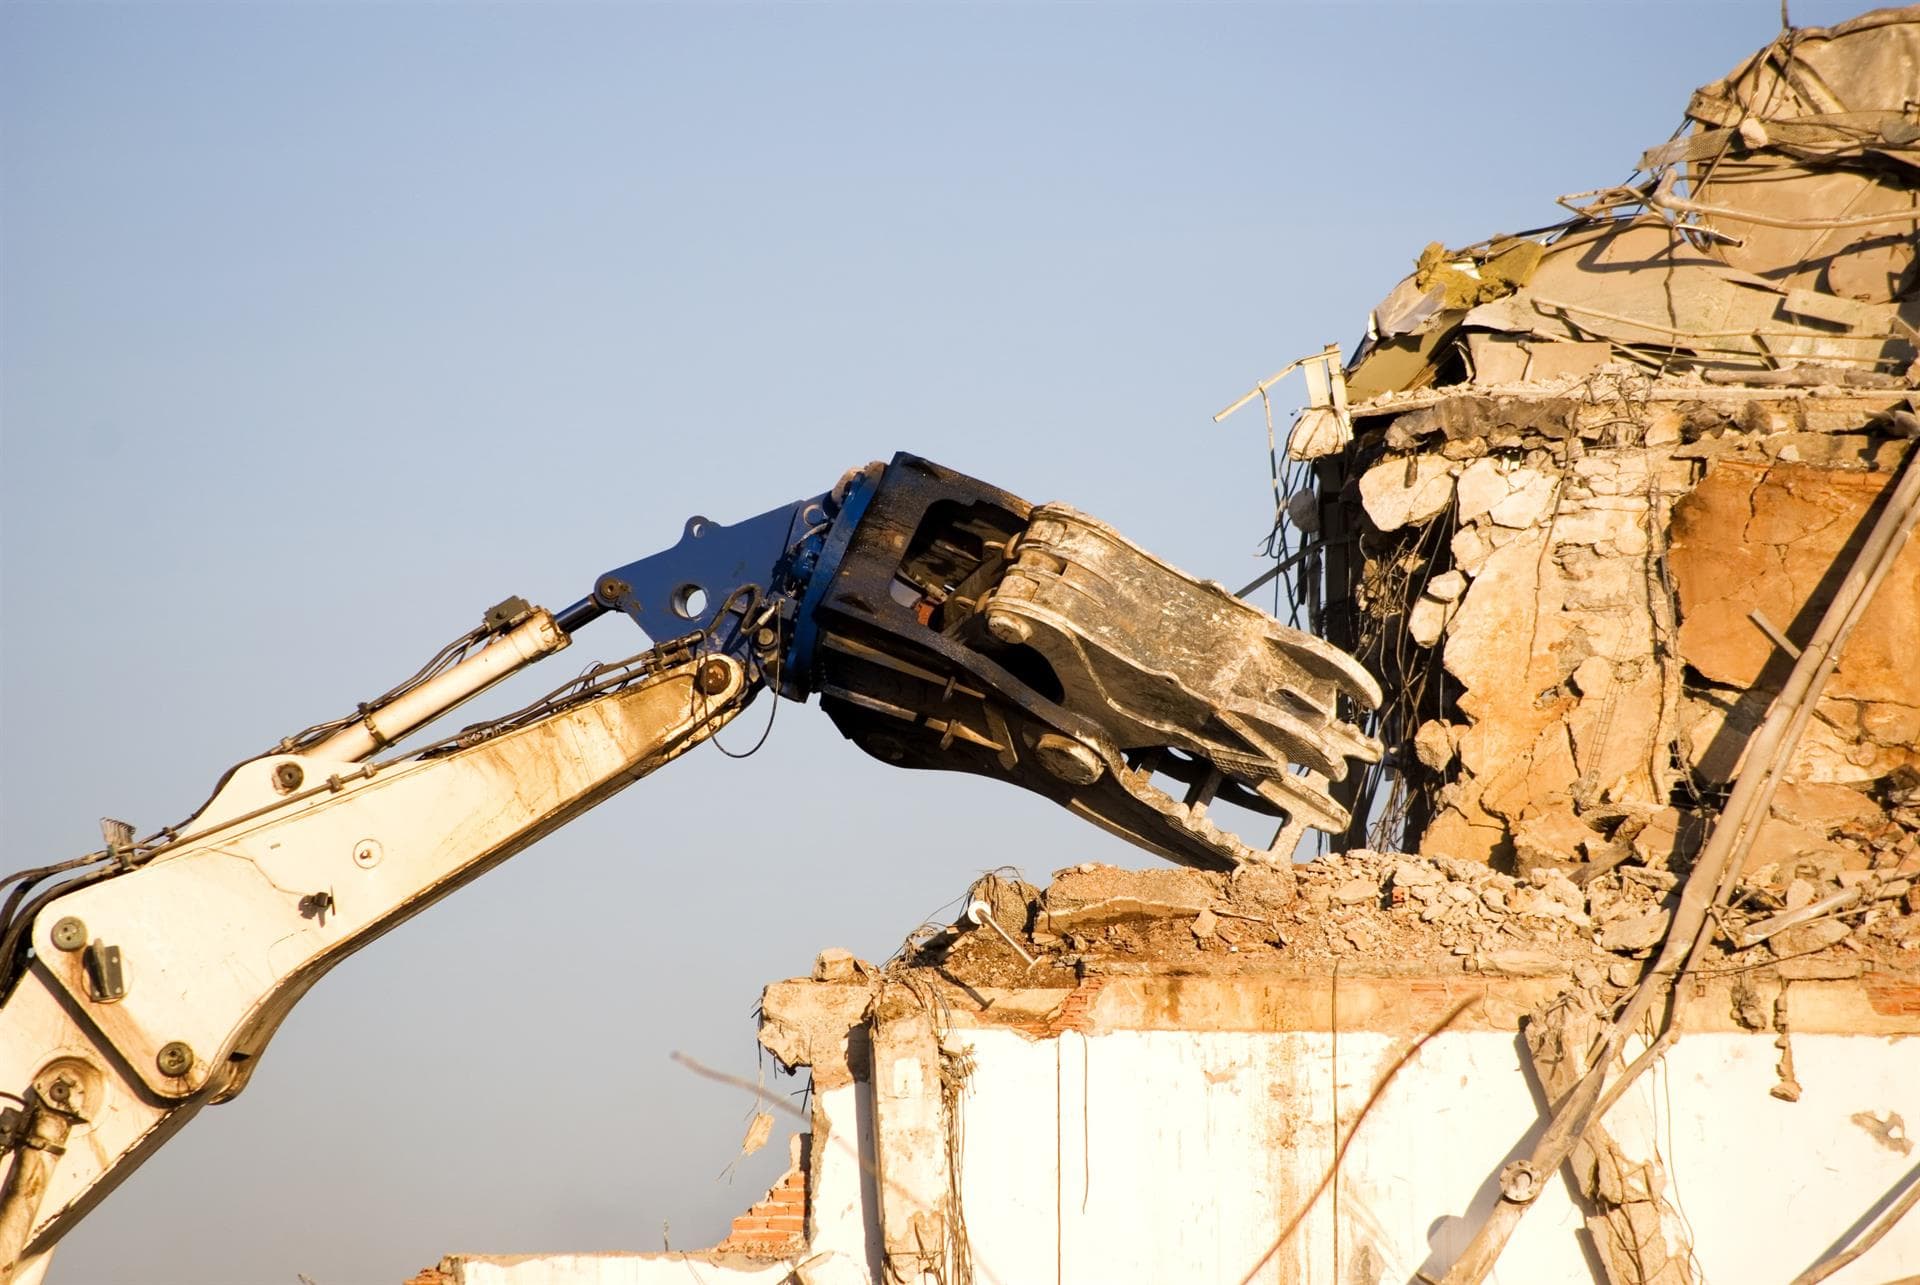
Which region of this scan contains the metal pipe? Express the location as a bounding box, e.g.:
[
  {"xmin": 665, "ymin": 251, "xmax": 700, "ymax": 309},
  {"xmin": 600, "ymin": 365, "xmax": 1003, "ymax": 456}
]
[
  {"xmin": 553, "ymin": 596, "xmax": 609, "ymax": 635},
  {"xmin": 1789, "ymin": 1160, "xmax": 1920, "ymax": 1285},
  {"xmin": 965, "ymin": 901, "xmax": 1037, "ymax": 968},
  {"xmin": 1652, "ymin": 171, "xmax": 1920, "ymax": 233},
  {"xmin": 0, "ymin": 1105, "xmax": 71, "ymax": 1281},
  {"xmin": 308, "ymin": 611, "xmax": 569, "ymax": 763}
]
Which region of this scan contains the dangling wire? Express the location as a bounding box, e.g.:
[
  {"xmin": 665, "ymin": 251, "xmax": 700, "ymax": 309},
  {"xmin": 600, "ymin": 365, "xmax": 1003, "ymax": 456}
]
[{"xmin": 711, "ymin": 592, "xmax": 783, "ymax": 760}]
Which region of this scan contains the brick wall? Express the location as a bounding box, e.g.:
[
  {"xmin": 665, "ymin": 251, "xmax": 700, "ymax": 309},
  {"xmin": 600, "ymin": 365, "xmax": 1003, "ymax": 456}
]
[{"xmin": 714, "ymin": 1131, "xmax": 811, "ymax": 1256}]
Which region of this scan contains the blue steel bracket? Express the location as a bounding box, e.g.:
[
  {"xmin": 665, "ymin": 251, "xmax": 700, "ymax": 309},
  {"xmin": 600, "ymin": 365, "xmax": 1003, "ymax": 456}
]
[
  {"xmin": 588, "ymin": 464, "xmax": 882, "ymax": 692},
  {"xmin": 591, "ymin": 498, "xmax": 821, "ymax": 655}
]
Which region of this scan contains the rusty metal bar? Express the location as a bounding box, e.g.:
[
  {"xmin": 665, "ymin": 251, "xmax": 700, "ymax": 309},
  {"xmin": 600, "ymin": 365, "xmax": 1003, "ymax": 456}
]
[{"xmin": 1788, "ymin": 1160, "xmax": 1920, "ymax": 1285}]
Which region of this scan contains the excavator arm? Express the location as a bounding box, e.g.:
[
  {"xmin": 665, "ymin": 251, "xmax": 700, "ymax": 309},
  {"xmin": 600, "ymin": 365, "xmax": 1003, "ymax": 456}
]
[
  {"xmin": 0, "ymin": 453, "xmax": 1382, "ymax": 1280},
  {"xmin": 0, "ymin": 637, "xmax": 751, "ymax": 1281}
]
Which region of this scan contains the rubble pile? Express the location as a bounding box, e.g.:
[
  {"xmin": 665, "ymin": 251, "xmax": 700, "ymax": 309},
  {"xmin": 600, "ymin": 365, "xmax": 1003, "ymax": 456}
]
[
  {"xmin": 1262, "ymin": 9, "xmax": 1920, "ymax": 881},
  {"xmin": 1337, "ymin": 375, "xmax": 1920, "ymax": 874},
  {"xmin": 914, "ymin": 843, "xmax": 1920, "ymax": 990}
]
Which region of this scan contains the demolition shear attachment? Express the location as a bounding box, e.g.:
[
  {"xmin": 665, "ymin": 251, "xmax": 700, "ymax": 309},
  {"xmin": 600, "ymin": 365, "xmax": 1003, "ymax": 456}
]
[{"xmin": 590, "ymin": 452, "xmax": 1382, "ymax": 870}]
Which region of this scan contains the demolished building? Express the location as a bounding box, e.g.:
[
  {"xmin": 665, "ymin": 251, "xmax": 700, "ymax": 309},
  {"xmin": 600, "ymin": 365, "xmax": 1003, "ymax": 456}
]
[{"xmin": 411, "ymin": 10, "xmax": 1920, "ymax": 1284}]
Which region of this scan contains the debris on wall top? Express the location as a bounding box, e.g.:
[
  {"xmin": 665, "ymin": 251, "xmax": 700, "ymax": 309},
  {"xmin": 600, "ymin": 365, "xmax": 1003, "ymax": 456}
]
[{"xmin": 794, "ymin": 845, "xmax": 1919, "ymax": 1016}]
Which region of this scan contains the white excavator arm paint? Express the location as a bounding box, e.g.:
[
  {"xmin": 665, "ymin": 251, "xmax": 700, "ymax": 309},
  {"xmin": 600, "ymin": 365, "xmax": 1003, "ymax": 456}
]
[
  {"xmin": 0, "ymin": 621, "xmax": 749, "ymax": 1280},
  {"xmin": 0, "ymin": 453, "xmax": 1385, "ymax": 1280}
]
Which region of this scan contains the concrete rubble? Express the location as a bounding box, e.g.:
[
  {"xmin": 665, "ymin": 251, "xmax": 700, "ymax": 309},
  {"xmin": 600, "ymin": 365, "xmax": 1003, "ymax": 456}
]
[
  {"xmin": 1272, "ymin": 9, "xmax": 1920, "ymax": 894},
  {"xmin": 408, "ymin": 11, "xmax": 1920, "ymax": 1285}
]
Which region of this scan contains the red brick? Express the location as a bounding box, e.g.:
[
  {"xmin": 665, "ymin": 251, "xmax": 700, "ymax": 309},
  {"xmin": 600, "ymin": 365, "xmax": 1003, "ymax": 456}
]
[
  {"xmin": 707, "ymin": 1135, "xmax": 814, "ymax": 1256},
  {"xmin": 724, "ymin": 1229, "xmax": 801, "ymax": 1246},
  {"xmin": 1867, "ymin": 979, "xmax": 1920, "ymax": 1017}
]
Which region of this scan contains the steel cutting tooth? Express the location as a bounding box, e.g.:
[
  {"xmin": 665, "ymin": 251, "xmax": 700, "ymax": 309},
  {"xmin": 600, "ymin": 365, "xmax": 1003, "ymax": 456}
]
[
  {"xmin": 1270, "ymin": 633, "xmax": 1385, "ymax": 710},
  {"xmin": 1111, "ymin": 765, "xmax": 1266, "ymax": 867}
]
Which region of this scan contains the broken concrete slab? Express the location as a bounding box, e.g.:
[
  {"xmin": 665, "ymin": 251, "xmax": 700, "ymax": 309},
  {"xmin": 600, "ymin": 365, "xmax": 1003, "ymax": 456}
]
[
  {"xmin": 1671, "ymin": 459, "xmax": 1920, "ymax": 708},
  {"xmin": 760, "ymin": 979, "xmax": 875, "ymax": 1090},
  {"xmin": 1035, "ymin": 864, "xmax": 1223, "ymax": 943},
  {"xmin": 1408, "ymin": 593, "xmax": 1457, "ymax": 646},
  {"xmin": 1359, "ymin": 453, "xmax": 1454, "ymax": 531}
]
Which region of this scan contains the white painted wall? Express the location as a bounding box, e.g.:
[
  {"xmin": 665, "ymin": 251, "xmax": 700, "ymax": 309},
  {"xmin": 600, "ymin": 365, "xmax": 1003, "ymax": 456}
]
[
  {"xmin": 437, "ymin": 1251, "xmax": 794, "ymax": 1284},
  {"xmin": 943, "ymin": 1027, "xmax": 1920, "ymax": 1285},
  {"xmin": 434, "ymin": 1014, "xmax": 1920, "ymax": 1284}
]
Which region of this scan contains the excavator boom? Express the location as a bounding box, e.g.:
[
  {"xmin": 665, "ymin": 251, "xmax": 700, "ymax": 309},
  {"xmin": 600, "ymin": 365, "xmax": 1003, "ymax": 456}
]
[{"xmin": 0, "ymin": 452, "xmax": 1380, "ymax": 1279}]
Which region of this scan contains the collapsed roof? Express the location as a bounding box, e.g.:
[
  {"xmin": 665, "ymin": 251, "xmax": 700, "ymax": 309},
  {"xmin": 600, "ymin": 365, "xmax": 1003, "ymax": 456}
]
[{"xmin": 1337, "ymin": 5, "xmax": 1920, "ymax": 407}]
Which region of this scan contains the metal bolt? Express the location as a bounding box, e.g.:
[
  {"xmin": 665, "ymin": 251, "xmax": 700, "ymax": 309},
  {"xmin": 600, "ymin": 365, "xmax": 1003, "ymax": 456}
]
[
  {"xmin": 352, "ymin": 840, "xmax": 382, "ymax": 869},
  {"xmin": 50, "ymin": 918, "xmax": 86, "ymax": 953},
  {"xmin": 984, "ymin": 611, "xmax": 1032, "ymax": 644},
  {"xmin": 272, "ymin": 762, "xmax": 305, "ymax": 794},
  {"xmin": 45, "ymin": 1076, "xmax": 73, "ymax": 1106},
  {"xmin": 155, "ymin": 1042, "xmax": 193, "ymax": 1078},
  {"xmin": 697, "ymin": 658, "xmax": 732, "ymax": 695},
  {"xmin": 754, "ymin": 627, "xmax": 777, "ymax": 649},
  {"xmin": 1499, "ymin": 1160, "xmax": 1541, "ymax": 1204},
  {"xmin": 1035, "ymin": 734, "xmax": 1103, "ymax": 785}
]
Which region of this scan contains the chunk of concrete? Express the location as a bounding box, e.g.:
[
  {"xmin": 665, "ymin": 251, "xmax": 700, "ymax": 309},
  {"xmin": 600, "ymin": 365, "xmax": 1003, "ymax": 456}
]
[
  {"xmin": 1455, "ymin": 458, "xmax": 1509, "ymax": 522},
  {"xmin": 1037, "ymin": 865, "xmax": 1221, "ymax": 940},
  {"xmin": 1774, "ymin": 919, "xmax": 1851, "ymax": 955},
  {"xmin": 1359, "ymin": 454, "xmax": 1454, "ymax": 532},
  {"xmin": 1451, "ymin": 524, "xmax": 1494, "ymax": 576},
  {"xmin": 1769, "ymin": 781, "xmax": 1882, "ymax": 833},
  {"xmin": 1597, "ymin": 908, "xmax": 1670, "ymax": 954},
  {"xmin": 1862, "ymin": 701, "xmax": 1920, "ymax": 746},
  {"xmin": 1513, "ymin": 810, "xmax": 1597, "ymax": 875},
  {"xmin": 1426, "ymin": 569, "xmax": 1468, "ymax": 602},
  {"xmin": 1392, "ymin": 860, "xmax": 1445, "ymax": 890},
  {"xmin": 1408, "ymin": 594, "xmax": 1457, "ymax": 646},
  {"xmin": 1672, "ymin": 460, "xmax": 1920, "ymax": 707},
  {"xmin": 1489, "ymin": 469, "xmax": 1556, "ymax": 528},
  {"xmin": 1414, "ymin": 720, "xmax": 1459, "ymax": 771},
  {"xmin": 1630, "ymin": 807, "xmax": 1707, "ymax": 869},
  {"xmin": 1569, "ymin": 656, "xmax": 1613, "ymax": 698},
  {"xmin": 1743, "ymin": 815, "xmax": 1867, "ymax": 877},
  {"xmin": 1285, "ymin": 488, "xmax": 1321, "ymax": 533},
  {"xmin": 1288, "ymin": 406, "xmax": 1350, "ymax": 460},
  {"xmin": 1332, "ymin": 877, "xmax": 1381, "ymax": 906},
  {"xmin": 814, "ymin": 948, "xmax": 860, "ymax": 983},
  {"xmin": 760, "ymin": 980, "xmax": 876, "ymax": 1089}
]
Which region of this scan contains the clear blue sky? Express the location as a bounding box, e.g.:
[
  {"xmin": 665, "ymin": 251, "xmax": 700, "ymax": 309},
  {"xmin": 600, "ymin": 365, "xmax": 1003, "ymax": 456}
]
[{"xmin": 0, "ymin": 3, "xmax": 1868, "ymax": 1281}]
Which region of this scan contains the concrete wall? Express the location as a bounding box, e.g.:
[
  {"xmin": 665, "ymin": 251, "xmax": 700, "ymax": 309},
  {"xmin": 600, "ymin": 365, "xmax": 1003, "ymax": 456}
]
[
  {"xmin": 787, "ymin": 969, "xmax": 1918, "ymax": 1285},
  {"xmin": 426, "ymin": 1252, "xmax": 793, "ymax": 1284},
  {"xmin": 421, "ymin": 964, "xmax": 1920, "ymax": 1285},
  {"xmin": 949, "ymin": 1025, "xmax": 1918, "ymax": 1284}
]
